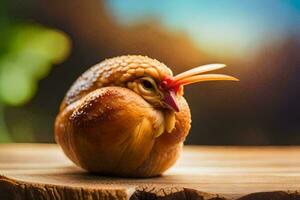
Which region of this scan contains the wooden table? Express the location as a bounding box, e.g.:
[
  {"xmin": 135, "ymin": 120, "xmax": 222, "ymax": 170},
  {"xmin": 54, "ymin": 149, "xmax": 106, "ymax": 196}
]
[{"xmin": 0, "ymin": 144, "xmax": 299, "ymax": 200}]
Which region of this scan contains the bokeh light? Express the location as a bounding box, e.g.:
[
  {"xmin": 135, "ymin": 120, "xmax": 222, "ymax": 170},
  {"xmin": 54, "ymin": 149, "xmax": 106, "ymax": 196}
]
[{"xmin": 0, "ymin": 24, "xmax": 70, "ymax": 106}]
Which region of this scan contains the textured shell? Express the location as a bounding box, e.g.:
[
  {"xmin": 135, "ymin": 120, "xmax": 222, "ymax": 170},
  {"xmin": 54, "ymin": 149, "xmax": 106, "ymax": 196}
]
[
  {"xmin": 62, "ymin": 55, "xmax": 173, "ymax": 109},
  {"xmin": 55, "ymin": 55, "xmax": 192, "ymax": 177}
]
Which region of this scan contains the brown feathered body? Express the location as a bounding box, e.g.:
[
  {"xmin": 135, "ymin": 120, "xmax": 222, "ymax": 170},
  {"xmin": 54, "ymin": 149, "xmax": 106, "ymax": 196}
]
[{"xmin": 55, "ymin": 56, "xmax": 191, "ymax": 177}]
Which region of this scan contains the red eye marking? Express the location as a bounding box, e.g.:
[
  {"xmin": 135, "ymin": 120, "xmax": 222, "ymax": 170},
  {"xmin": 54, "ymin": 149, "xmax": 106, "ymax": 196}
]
[{"xmin": 161, "ymin": 76, "xmax": 181, "ymax": 94}]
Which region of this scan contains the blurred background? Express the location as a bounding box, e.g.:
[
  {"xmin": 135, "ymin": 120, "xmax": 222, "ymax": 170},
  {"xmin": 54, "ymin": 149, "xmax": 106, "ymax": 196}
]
[{"xmin": 0, "ymin": 0, "xmax": 299, "ymax": 145}]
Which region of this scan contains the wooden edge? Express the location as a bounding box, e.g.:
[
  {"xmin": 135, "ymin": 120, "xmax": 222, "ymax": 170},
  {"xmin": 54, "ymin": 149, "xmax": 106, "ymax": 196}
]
[
  {"xmin": 132, "ymin": 186, "xmax": 227, "ymax": 200},
  {"xmin": 0, "ymin": 175, "xmax": 131, "ymax": 200},
  {"xmin": 0, "ymin": 175, "xmax": 300, "ymax": 200},
  {"xmin": 132, "ymin": 187, "xmax": 300, "ymax": 200}
]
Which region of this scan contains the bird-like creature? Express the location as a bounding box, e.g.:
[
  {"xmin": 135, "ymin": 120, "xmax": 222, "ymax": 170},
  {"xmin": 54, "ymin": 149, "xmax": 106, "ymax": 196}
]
[{"xmin": 55, "ymin": 55, "xmax": 238, "ymax": 177}]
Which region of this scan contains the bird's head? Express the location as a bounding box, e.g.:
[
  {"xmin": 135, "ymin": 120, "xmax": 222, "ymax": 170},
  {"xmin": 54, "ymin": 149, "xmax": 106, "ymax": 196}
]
[
  {"xmin": 64, "ymin": 55, "xmax": 238, "ymax": 135},
  {"xmin": 127, "ymin": 63, "xmax": 238, "ymax": 112}
]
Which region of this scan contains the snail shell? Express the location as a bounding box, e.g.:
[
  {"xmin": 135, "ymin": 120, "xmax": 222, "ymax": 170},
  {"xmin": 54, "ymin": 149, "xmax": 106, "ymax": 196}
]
[{"xmin": 55, "ymin": 56, "xmax": 191, "ymax": 177}]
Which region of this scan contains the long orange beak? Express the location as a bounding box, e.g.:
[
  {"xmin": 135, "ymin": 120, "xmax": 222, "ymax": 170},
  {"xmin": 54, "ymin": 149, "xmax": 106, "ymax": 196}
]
[
  {"xmin": 162, "ymin": 64, "xmax": 239, "ymax": 112},
  {"xmin": 171, "ymin": 64, "xmax": 239, "ymax": 88}
]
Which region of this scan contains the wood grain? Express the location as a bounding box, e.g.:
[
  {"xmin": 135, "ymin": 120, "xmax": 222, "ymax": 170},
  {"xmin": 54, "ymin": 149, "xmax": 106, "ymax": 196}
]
[{"xmin": 0, "ymin": 144, "xmax": 300, "ymax": 199}]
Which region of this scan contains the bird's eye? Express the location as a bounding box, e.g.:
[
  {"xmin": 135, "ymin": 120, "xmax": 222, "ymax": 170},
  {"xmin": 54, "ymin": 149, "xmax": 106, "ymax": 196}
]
[{"xmin": 141, "ymin": 80, "xmax": 154, "ymax": 90}]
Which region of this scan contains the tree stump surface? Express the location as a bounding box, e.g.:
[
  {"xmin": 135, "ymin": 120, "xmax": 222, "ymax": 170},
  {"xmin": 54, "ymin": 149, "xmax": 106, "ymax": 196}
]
[{"xmin": 0, "ymin": 144, "xmax": 300, "ymax": 200}]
